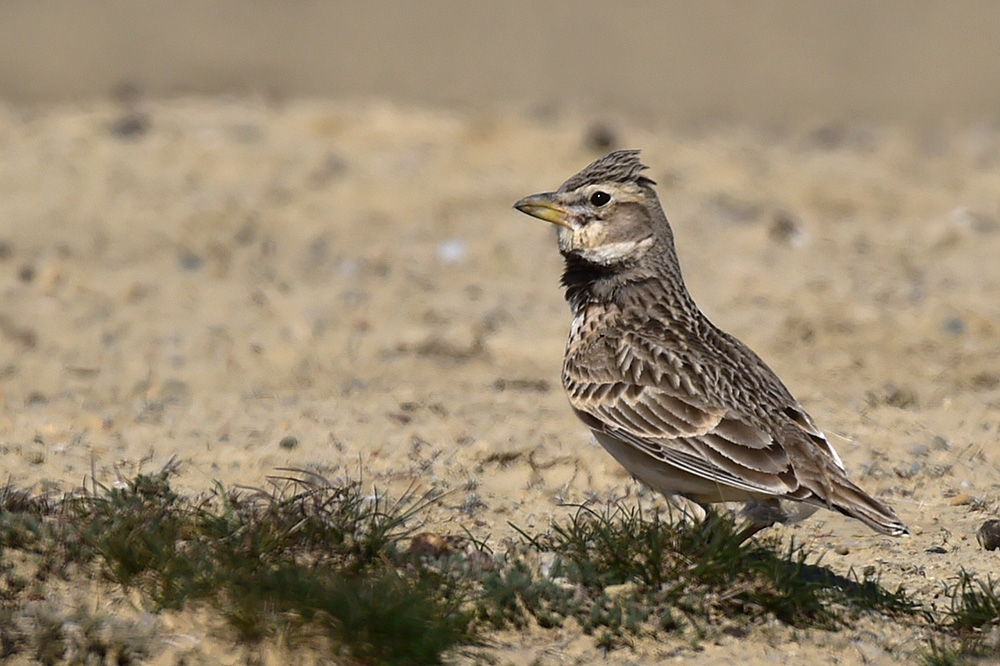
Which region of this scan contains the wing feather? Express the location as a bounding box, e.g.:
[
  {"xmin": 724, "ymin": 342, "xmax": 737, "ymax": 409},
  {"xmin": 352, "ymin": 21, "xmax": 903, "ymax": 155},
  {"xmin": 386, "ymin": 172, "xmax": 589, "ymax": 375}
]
[{"xmin": 564, "ymin": 330, "xmax": 800, "ymax": 497}]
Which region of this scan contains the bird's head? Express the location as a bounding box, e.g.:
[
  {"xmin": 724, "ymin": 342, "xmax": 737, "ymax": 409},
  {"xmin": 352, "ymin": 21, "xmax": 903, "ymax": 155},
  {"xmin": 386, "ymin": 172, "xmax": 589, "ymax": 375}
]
[{"xmin": 514, "ymin": 150, "xmax": 669, "ymax": 268}]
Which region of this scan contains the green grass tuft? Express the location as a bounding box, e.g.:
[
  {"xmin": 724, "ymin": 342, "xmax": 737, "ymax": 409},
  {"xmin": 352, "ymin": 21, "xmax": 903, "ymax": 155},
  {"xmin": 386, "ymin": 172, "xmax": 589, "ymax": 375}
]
[
  {"xmin": 63, "ymin": 469, "xmax": 476, "ymax": 664},
  {"xmin": 482, "ymin": 503, "xmax": 916, "ymax": 646},
  {"xmin": 2, "ymin": 469, "xmax": 993, "ymax": 663},
  {"xmin": 944, "ymin": 571, "xmax": 1000, "ymax": 634},
  {"xmin": 919, "ymin": 571, "xmax": 1000, "ymax": 666}
]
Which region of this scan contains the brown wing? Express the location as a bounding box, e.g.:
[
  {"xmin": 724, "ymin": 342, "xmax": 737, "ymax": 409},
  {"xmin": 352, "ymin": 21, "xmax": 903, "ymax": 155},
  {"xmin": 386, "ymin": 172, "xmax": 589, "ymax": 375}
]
[
  {"xmin": 563, "ymin": 331, "xmax": 800, "ymax": 497},
  {"xmin": 565, "ymin": 374, "xmax": 800, "ymax": 496},
  {"xmin": 563, "ymin": 323, "xmax": 909, "ymax": 535}
]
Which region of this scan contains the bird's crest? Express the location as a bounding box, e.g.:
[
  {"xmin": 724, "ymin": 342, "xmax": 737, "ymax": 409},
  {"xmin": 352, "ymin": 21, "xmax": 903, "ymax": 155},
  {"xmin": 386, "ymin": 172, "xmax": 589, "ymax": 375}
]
[{"xmin": 558, "ymin": 149, "xmax": 656, "ymax": 192}]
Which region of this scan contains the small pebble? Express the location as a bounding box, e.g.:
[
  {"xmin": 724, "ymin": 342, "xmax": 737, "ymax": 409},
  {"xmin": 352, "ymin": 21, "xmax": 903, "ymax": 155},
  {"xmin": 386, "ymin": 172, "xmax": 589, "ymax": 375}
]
[
  {"xmin": 234, "ymin": 218, "xmax": 258, "ymax": 245},
  {"xmin": 538, "ymin": 552, "xmax": 557, "ymax": 578},
  {"xmin": 852, "ymin": 640, "xmax": 885, "ymax": 663},
  {"xmin": 604, "ymin": 582, "xmax": 638, "ymax": 599},
  {"xmin": 388, "ymin": 412, "xmax": 412, "ymax": 425},
  {"xmin": 971, "ymin": 372, "xmax": 1000, "ymax": 390},
  {"xmin": 408, "ymin": 532, "xmax": 453, "ymax": 558},
  {"xmin": 178, "ymin": 251, "xmax": 203, "ymax": 271},
  {"xmin": 834, "ymin": 545, "xmax": 850, "ymax": 555},
  {"xmin": 437, "ymin": 239, "xmax": 467, "ymax": 264},
  {"xmin": 880, "ymin": 383, "xmax": 918, "ymax": 409},
  {"xmin": 943, "ymin": 317, "xmax": 966, "ymax": 335},
  {"xmin": 279, "ymin": 435, "xmax": 298, "ymax": 450},
  {"xmin": 925, "ymin": 546, "xmax": 948, "ymax": 554},
  {"xmin": 950, "ymin": 493, "xmax": 972, "ymax": 506},
  {"xmin": 978, "ymin": 520, "xmax": 1000, "ymax": 551},
  {"xmin": 319, "ymin": 152, "xmax": 348, "ymax": 179},
  {"xmin": 768, "ymin": 210, "xmax": 807, "ymax": 246},
  {"xmin": 951, "ymin": 207, "xmax": 999, "ymax": 234},
  {"xmin": 931, "ymin": 436, "xmax": 951, "ymax": 450},
  {"xmin": 465, "ymin": 548, "xmax": 495, "ymax": 572},
  {"xmin": 307, "ymin": 235, "xmax": 332, "ymax": 268}
]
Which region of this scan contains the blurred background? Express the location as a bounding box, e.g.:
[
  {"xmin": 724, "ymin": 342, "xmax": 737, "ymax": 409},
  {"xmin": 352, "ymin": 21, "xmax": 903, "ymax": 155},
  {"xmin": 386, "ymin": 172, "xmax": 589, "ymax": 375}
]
[{"xmin": 3, "ymin": 0, "xmax": 1000, "ymax": 124}]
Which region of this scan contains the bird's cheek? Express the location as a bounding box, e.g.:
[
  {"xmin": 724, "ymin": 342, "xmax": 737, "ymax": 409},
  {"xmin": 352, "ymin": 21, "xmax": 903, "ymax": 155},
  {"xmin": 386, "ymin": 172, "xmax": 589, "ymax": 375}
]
[
  {"xmin": 556, "ymin": 227, "xmax": 577, "ymax": 254},
  {"xmin": 557, "ymin": 221, "xmax": 604, "ymax": 255}
]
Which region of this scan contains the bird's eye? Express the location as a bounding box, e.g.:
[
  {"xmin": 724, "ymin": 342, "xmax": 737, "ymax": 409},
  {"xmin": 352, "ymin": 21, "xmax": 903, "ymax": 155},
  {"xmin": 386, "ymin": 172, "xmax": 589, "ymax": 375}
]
[{"xmin": 589, "ymin": 191, "xmax": 611, "ymax": 207}]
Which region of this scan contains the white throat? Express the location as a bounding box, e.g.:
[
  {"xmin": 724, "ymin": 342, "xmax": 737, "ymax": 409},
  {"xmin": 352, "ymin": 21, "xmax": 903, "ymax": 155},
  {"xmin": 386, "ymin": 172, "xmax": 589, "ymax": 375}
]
[{"xmin": 574, "ymin": 236, "xmax": 654, "ymax": 265}]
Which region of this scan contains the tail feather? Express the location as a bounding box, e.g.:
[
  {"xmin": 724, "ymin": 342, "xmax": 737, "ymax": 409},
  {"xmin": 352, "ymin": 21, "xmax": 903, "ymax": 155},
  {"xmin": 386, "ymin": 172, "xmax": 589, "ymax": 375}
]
[{"xmin": 827, "ymin": 477, "xmax": 909, "ymax": 536}]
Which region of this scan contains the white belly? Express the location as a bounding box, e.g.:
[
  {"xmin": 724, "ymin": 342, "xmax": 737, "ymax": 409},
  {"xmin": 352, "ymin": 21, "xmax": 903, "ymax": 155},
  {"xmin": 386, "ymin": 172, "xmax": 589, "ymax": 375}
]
[{"xmin": 593, "ymin": 431, "xmax": 761, "ymax": 504}]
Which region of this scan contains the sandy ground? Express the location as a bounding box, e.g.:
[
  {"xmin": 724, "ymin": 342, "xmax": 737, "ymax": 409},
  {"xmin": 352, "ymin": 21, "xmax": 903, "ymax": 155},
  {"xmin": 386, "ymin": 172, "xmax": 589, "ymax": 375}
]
[{"xmin": 1, "ymin": 97, "xmax": 999, "ymax": 664}]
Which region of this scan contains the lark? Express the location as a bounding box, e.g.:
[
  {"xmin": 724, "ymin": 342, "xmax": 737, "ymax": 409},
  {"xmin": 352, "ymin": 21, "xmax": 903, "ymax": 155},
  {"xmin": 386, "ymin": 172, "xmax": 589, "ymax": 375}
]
[{"xmin": 514, "ymin": 150, "xmax": 908, "ymax": 536}]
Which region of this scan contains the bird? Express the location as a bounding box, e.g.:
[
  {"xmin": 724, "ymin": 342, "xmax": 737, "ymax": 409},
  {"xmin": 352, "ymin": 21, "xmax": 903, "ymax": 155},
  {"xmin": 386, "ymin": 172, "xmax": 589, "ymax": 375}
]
[{"xmin": 513, "ymin": 149, "xmax": 908, "ymax": 537}]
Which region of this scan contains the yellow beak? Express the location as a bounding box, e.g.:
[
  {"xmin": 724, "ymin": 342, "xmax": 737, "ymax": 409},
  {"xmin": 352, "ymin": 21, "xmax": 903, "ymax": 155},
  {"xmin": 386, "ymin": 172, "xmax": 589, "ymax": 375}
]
[{"xmin": 513, "ymin": 193, "xmax": 572, "ymax": 229}]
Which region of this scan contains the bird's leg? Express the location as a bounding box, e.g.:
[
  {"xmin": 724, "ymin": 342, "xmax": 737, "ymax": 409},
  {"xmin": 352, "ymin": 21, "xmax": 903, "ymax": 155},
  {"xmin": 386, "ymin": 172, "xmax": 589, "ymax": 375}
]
[
  {"xmin": 667, "ymin": 494, "xmax": 708, "ymax": 527},
  {"xmin": 735, "ymin": 498, "xmax": 787, "ymax": 542},
  {"xmin": 735, "ymin": 520, "xmax": 773, "ymax": 543}
]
